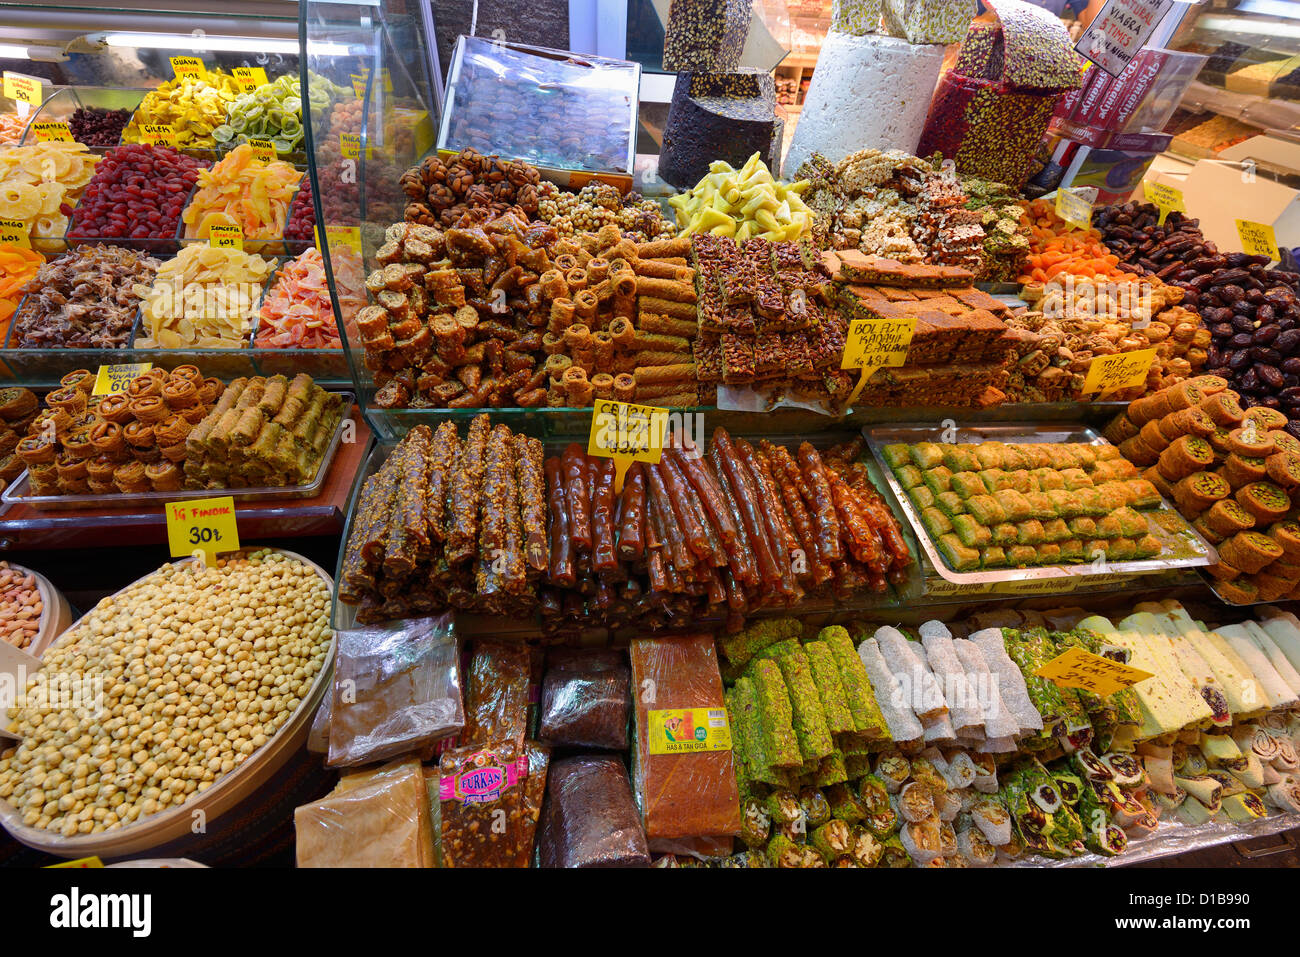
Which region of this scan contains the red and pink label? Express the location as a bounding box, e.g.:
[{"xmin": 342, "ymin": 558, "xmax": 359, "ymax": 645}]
[{"xmin": 439, "ymin": 751, "xmax": 529, "ymax": 803}]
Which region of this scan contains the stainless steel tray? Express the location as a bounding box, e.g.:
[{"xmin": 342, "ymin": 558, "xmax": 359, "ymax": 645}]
[
  {"xmin": 863, "ymin": 422, "xmax": 1218, "ymax": 586},
  {"xmin": 1, "ymin": 392, "xmax": 354, "ymax": 511}
]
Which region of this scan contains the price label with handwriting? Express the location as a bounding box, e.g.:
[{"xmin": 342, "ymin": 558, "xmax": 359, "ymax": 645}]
[
  {"xmin": 231, "ymin": 66, "xmax": 268, "ymax": 93},
  {"xmin": 1082, "ymin": 347, "xmax": 1156, "ymax": 395},
  {"xmin": 339, "ymin": 132, "xmax": 369, "ymax": 160},
  {"xmin": 0, "ymin": 218, "xmax": 30, "ymax": 249},
  {"xmin": 92, "ymin": 362, "xmax": 152, "ymax": 396},
  {"xmin": 169, "ymin": 56, "xmax": 206, "ymax": 81},
  {"xmin": 3, "ymin": 72, "xmax": 41, "ymax": 107},
  {"xmin": 1055, "ymin": 188, "xmax": 1093, "ymax": 230},
  {"xmin": 140, "ymin": 123, "xmax": 178, "ymax": 148},
  {"xmin": 1236, "ymin": 219, "xmax": 1280, "ymax": 262},
  {"xmin": 588, "ymin": 399, "xmax": 669, "ymax": 492},
  {"xmin": 32, "ymin": 120, "xmax": 73, "ymax": 143},
  {"xmin": 248, "ymin": 137, "xmax": 277, "ymax": 163},
  {"xmin": 167, "ymin": 496, "xmax": 239, "ymax": 563},
  {"xmin": 208, "ymin": 224, "xmax": 243, "ymax": 249},
  {"xmin": 1035, "ymin": 646, "xmax": 1153, "ymax": 696},
  {"xmin": 315, "ymin": 223, "xmax": 362, "ymax": 255},
  {"xmin": 1144, "ymin": 181, "xmax": 1185, "ymax": 225},
  {"xmin": 841, "ymin": 316, "xmax": 916, "ymax": 406}
]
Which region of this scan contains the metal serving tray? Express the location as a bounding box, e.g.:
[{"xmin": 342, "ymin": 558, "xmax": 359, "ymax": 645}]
[
  {"xmin": 864, "ymin": 422, "xmax": 1217, "ymax": 586},
  {"xmin": 1, "ymin": 391, "xmax": 354, "ymax": 511}
]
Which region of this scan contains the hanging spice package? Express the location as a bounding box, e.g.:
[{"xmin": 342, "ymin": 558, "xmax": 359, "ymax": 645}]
[{"xmin": 916, "ymin": 0, "xmax": 1084, "ymax": 187}]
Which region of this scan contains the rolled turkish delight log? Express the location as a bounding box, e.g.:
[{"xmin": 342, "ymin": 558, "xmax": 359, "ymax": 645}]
[
  {"xmin": 856, "ymin": 637, "xmax": 923, "ymax": 743},
  {"xmin": 783, "ymin": 31, "xmax": 945, "ymax": 177},
  {"xmin": 967, "ymin": 628, "xmax": 1044, "ymax": 735}
]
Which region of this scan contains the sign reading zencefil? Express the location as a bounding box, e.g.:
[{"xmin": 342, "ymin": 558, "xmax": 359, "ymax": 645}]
[{"xmin": 1075, "ymin": 0, "xmax": 1175, "ymax": 78}]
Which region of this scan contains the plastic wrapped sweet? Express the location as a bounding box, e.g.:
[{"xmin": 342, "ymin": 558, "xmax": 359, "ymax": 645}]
[
  {"xmin": 538, "ymin": 755, "xmax": 650, "ymax": 868},
  {"xmin": 662, "ymin": 0, "xmax": 754, "ymax": 72},
  {"xmin": 538, "ymin": 648, "xmax": 630, "ymax": 750},
  {"xmin": 295, "ymin": 759, "xmax": 435, "ymax": 867},
  {"xmin": 439, "ymin": 740, "xmax": 525, "ymax": 867},
  {"xmin": 327, "ymin": 614, "xmax": 465, "ymax": 768},
  {"xmin": 630, "ymin": 633, "xmax": 742, "ymax": 840},
  {"xmin": 463, "ymin": 638, "xmax": 532, "ymax": 748},
  {"xmin": 212, "ymin": 74, "xmax": 304, "ymax": 155}
]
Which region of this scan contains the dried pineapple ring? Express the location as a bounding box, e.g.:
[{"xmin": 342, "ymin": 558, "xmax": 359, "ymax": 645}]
[
  {"xmin": 0, "ymin": 182, "xmax": 41, "ymax": 219},
  {"xmin": 36, "ymin": 182, "xmax": 63, "ymax": 215},
  {"xmin": 33, "ymin": 213, "xmax": 67, "ymax": 237}
]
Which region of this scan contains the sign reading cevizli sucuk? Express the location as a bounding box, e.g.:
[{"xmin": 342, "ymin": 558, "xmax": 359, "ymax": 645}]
[{"xmin": 1075, "ymin": 0, "xmax": 1176, "ymax": 78}]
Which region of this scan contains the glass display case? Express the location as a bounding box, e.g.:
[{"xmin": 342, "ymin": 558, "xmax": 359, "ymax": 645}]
[{"xmin": 0, "ymin": 1, "xmax": 371, "ymax": 389}]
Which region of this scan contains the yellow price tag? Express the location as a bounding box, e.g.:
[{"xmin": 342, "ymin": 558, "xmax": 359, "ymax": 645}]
[
  {"xmin": 350, "ymin": 74, "xmax": 367, "ymax": 99},
  {"xmin": 1144, "ymin": 181, "xmax": 1185, "ymax": 225},
  {"xmin": 316, "ymin": 223, "xmax": 362, "ymax": 255},
  {"xmin": 588, "ymin": 399, "xmax": 669, "ymax": 493},
  {"xmin": 31, "ymin": 120, "xmax": 73, "ymax": 143},
  {"xmin": 92, "ymin": 362, "xmax": 152, "ymax": 396},
  {"xmin": 1035, "ymin": 646, "xmax": 1153, "ymax": 696},
  {"xmin": 140, "ymin": 123, "xmax": 178, "ymax": 148},
  {"xmin": 231, "ymin": 66, "xmax": 268, "ymax": 93},
  {"xmin": 3, "ymin": 71, "xmax": 42, "ymax": 107},
  {"xmin": 646, "ymin": 708, "xmax": 732, "ymax": 755},
  {"xmin": 1055, "ymin": 188, "xmax": 1093, "ymax": 230},
  {"xmin": 248, "ymin": 137, "xmax": 277, "ymax": 163},
  {"xmin": 169, "ymin": 56, "xmax": 207, "ymax": 82},
  {"xmin": 1236, "ymin": 219, "xmax": 1280, "ymax": 262},
  {"xmin": 208, "ymin": 224, "xmax": 243, "ymax": 249},
  {"xmin": 167, "ymin": 496, "xmax": 239, "ymax": 563},
  {"xmin": 45, "ymin": 857, "xmax": 104, "ymax": 868},
  {"xmin": 841, "ymin": 316, "xmax": 916, "ymax": 406},
  {"xmin": 1082, "ymin": 347, "xmax": 1157, "ymax": 395},
  {"xmin": 0, "ymin": 218, "xmax": 30, "ymax": 249},
  {"xmin": 339, "ymin": 132, "xmax": 369, "ymax": 159}
]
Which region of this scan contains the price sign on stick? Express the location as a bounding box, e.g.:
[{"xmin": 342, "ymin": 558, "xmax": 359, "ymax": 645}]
[
  {"xmin": 169, "ymin": 56, "xmax": 206, "ymax": 81},
  {"xmin": 167, "ymin": 496, "xmax": 239, "ymax": 563},
  {"xmin": 841, "ymin": 316, "xmax": 916, "ymax": 407},
  {"xmin": 31, "ymin": 121, "xmax": 73, "ymax": 143},
  {"xmin": 1144, "ymin": 181, "xmax": 1185, "ymax": 225},
  {"xmin": 1055, "ymin": 188, "xmax": 1094, "ymax": 230},
  {"xmin": 247, "ymin": 137, "xmax": 276, "ymax": 163},
  {"xmin": 588, "ymin": 400, "xmax": 669, "ymax": 493},
  {"xmin": 3, "ymin": 72, "xmax": 42, "ymax": 116},
  {"xmin": 208, "ymin": 224, "xmax": 243, "ymax": 250},
  {"xmin": 92, "ymin": 362, "xmax": 152, "ymax": 396},
  {"xmin": 232, "ymin": 66, "xmax": 267, "ymax": 93},
  {"xmin": 1082, "ymin": 347, "xmax": 1156, "ymax": 395},
  {"xmin": 1036, "ymin": 646, "xmax": 1152, "ymax": 696},
  {"xmin": 140, "ymin": 123, "xmax": 178, "ymax": 148},
  {"xmin": 0, "ymin": 218, "xmax": 30, "ymax": 249},
  {"xmin": 1236, "ymin": 219, "xmax": 1280, "ymax": 262}
]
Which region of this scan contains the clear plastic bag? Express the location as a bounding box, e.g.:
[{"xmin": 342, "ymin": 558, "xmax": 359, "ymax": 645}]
[
  {"xmin": 463, "ymin": 638, "xmax": 531, "ymax": 748},
  {"xmin": 538, "ymin": 755, "xmax": 650, "ymax": 868},
  {"xmin": 538, "ymin": 648, "xmax": 631, "ymax": 750},
  {"xmin": 327, "ymin": 614, "xmax": 465, "ymax": 768},
  {"xmin": 294, "ymin": 759, "xmax": 434, "ymax": 868}
]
